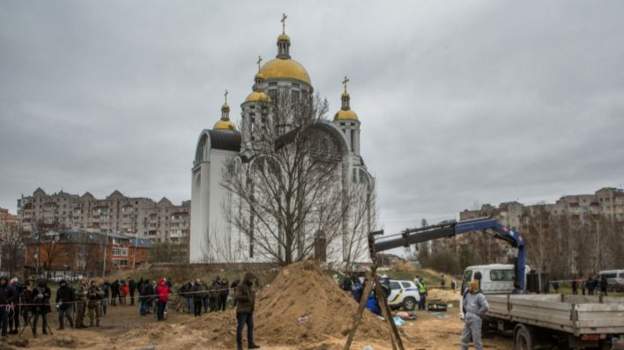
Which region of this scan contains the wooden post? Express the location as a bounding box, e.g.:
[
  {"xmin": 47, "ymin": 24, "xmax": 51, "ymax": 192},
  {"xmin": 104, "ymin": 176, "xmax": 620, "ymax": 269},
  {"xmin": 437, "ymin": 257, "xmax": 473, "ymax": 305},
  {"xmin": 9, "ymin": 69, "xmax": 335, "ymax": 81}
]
[
  {"xmin": 343, "ymin": 267, "xmax": 376, "ymax": 350},
  {"xmin": 375, "ymin": 281, "xmax": 405, "ymax": 350}
]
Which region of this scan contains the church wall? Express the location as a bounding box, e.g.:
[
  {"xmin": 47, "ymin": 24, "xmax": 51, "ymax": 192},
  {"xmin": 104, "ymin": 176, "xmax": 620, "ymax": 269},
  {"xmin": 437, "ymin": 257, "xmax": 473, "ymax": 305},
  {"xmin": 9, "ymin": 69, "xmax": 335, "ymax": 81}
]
[
  {"xmin": 189, "ymin": 163, "xmax": 207, "ymax": 263},
  {"xmin": 190, "ymin": 148, "xmax": 245, "ymax": 263}
]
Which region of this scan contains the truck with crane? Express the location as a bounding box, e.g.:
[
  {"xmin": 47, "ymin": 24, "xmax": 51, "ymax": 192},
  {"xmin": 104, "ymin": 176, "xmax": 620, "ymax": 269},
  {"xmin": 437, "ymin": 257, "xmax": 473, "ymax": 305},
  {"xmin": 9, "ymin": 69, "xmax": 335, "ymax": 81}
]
[{"xmin": 369, "ymin": 217, "xmax": 624, "ymax": 350}]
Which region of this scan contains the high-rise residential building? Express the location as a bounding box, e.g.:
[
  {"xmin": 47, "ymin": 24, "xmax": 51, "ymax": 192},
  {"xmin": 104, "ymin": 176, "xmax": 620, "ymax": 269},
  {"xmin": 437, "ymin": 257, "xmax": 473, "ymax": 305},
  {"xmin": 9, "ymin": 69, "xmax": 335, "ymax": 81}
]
[
  {"xmin": 460, "ymin": 187, "xmax": 624, "ymax": 227},
  {"xmin": 17, "ymin": 188, "xmax": 190, "ymax": 243}
]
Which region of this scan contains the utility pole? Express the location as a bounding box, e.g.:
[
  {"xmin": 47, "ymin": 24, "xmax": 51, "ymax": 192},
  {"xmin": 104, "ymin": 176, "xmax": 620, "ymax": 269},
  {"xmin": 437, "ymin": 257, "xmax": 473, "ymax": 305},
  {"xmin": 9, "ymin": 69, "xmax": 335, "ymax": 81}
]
[{"xmin": 101, "ymin": 230, "xmax": 108, "ymax": 278}]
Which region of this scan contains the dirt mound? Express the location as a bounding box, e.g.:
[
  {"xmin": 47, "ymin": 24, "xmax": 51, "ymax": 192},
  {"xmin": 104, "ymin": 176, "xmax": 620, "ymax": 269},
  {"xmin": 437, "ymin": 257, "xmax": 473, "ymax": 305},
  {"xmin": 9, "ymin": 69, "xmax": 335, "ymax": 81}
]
[
  {"xmin": 391, "ymin": 261, "xmax": 417, "ymax": 272},
  {"xmin": 188, "ymin": 261, "xmax": 390, "ymax": 347},
  {"xmin": 111, "ymin": 261, "xmax": 391, "ymax": 349},
  {"xmin": 428, "ymin": 288, "xmax": 460, "ymax": 303}
]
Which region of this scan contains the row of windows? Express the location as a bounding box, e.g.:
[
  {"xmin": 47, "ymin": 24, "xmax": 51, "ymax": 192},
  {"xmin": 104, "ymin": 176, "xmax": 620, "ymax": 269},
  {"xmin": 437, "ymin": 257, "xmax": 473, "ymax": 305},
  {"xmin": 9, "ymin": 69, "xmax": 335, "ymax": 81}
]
[{"xmin": 112, "ymin": 246, "xmax": 128, "ymax": 257}]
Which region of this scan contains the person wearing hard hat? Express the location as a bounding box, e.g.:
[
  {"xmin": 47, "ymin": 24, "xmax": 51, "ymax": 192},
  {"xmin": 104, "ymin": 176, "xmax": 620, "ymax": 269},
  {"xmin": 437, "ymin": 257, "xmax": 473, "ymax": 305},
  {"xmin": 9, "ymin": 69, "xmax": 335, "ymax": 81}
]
[{"xmin": 460, "ymin": 280, "xmax": 489, "ymax": 350}]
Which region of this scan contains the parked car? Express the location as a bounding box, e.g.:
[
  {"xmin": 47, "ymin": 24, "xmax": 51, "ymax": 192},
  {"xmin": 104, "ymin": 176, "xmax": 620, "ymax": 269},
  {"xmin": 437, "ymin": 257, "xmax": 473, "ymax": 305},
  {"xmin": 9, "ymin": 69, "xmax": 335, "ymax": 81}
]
[
  {"xmin": 386, "ymin": 279, "xmax": 420, "ymax": 311},
  {"xmin": 599, "ymin": 269, "xmax": 624, "ymax": 292}
]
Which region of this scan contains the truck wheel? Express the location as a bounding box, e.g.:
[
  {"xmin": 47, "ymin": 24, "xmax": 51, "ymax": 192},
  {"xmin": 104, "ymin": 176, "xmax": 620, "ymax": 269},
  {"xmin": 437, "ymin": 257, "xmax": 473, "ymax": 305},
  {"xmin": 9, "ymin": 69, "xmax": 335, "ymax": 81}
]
[
  {"xmin": 403, "ymin": 297, "xmax": 416, "ymax": 311},
  {"xmin": 513, "ymin": 324, "xmax": 534, "ymax": 350}
]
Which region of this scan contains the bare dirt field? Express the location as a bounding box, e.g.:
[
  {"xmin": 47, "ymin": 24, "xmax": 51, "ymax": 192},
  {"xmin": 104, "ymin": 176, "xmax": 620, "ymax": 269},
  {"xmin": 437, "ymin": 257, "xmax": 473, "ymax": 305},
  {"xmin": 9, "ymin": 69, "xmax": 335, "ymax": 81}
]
[
  {"xmin": 1, "ymin": 264, "xmax": 513, "ymax": 349},
  {"xmin": 2, "ymin": 307, "xmax": 513, "ymax": 350}
]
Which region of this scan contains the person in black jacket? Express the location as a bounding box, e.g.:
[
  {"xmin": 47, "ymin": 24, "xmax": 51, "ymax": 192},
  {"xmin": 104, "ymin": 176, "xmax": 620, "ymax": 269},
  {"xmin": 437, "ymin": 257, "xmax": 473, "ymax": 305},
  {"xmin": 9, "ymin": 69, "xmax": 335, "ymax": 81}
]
[
  {"xmin": 56, "ymin": 280, "xmax": 75, "ymax": 330},
  {"xmin": 600, "ymin": 275, "xmax": 609, "ymax": 296},
  {"xmin": 110, "ymin": 280, "xmax": 119, "ymax": 306},
  {"xmin": 139, "ymin": 280, "xmax": 154, "ymax": 316},
  {"xmin": 0, "ymin": 276, "xmax": 14, "ymax": 337},
  {"xmin": 8, "ymin": 278, "xmax": 21, "ymax": 334},
  {"xmin": 235, "ymin": 272, "xmax": 260, "ymax": 350},
  {"xmin": 100, "ymin": 281, "xmax": 110, "ymax": 316},
  {"xmin": 220, "ymin": 278, "xmax": 229, "ymax": 311},
  {"xmin": 31, "ymin": 279, "xmax": 51, "ymax": 337},
  {"xmin": 191, "ymin": 279, "xmax": 204, "ymax": 317},
  {"xmin": 20, "ymin": 280, "xmax": 34, "ymax": 330},
  {"xmin": 129, "ymin": 278, "xmax": 137, "ymax": 306}
]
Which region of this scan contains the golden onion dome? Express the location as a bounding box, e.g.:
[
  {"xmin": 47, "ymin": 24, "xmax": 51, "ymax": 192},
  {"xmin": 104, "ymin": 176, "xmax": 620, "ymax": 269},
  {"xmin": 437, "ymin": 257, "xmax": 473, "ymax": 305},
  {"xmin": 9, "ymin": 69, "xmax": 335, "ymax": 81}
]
[
  {"xmin": 213, "ymin": 99, "xmax": 236, "ymax": 131},
  {"xmin": 213, "ymin": 119, "xmax": 236, "ymax": 131},
  {"xmin": 277, "ymin": 33, "xmax": 290, "ymax": 42},
  {"xmin": 259, "ymin": 58, "xmax": 311, "ymax": 85},
  {"xmin": 245, "ymin": 91, "xmax": 271, "ymax": 103},
  {"xmin": 334, "ymin": 109, "xmax": 358, "ymax": 121}
]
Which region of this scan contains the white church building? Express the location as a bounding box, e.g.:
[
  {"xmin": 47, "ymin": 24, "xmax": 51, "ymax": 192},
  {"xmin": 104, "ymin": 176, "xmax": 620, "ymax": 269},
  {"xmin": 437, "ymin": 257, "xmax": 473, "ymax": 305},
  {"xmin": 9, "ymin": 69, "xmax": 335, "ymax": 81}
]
[{"xmin": 190, "ymin": 23, "xmax": 374, "ymax": 265}]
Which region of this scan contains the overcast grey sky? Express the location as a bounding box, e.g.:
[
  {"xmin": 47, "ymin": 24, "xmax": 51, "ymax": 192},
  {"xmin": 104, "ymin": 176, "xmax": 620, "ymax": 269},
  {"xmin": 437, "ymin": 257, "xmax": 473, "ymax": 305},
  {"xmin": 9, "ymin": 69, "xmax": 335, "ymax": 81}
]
[{"xmin": 1, "ymin": 0, "xmax": 623, "ymax": 235}]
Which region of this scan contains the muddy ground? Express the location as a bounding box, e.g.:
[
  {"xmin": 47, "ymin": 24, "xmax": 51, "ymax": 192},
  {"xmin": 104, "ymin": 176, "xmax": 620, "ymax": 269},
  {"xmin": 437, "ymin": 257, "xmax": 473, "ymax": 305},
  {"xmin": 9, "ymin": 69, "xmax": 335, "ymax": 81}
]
[{"xmin": 1, "ymin": 303, "xmax": 513, "ymax": 349}]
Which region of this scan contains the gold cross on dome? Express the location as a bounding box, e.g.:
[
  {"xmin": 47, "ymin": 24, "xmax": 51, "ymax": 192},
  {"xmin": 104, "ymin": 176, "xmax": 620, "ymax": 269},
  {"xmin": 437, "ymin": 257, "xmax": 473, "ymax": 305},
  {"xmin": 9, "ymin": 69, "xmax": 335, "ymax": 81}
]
[
  {"xmin": 281, "ymin": 13, "xmax": 287, "ymax": 34},
  {"xmin": 257, "ymin": 55, "xmax": 262, "ymax": 71},
  {"xmin": 224, "ymin": 89, "xmax": 228, "ymax": 104},
  {"xmin": 342, "ymin": 76, "xmax": 350, "ymax": 93}
]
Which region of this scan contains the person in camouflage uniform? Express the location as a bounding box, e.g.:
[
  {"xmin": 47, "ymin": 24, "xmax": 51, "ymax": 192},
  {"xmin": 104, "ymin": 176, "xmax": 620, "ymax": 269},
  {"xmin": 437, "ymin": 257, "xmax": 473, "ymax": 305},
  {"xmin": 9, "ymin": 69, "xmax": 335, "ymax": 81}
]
[
  {"xmin": 75, "ymin": 280, "xmax": 88, "ymax": 329},
  {"xmin": 87, "ymin": 281, "xmax": 102, "ymax": 327}
]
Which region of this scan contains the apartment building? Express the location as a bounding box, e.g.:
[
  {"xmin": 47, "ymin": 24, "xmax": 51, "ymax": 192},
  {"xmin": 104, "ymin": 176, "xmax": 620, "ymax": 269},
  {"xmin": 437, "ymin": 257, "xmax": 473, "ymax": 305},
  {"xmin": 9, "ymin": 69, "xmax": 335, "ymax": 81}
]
[
  {"xmin": 460, "ymin": 187, "xmax": 624, "ymax": 227},
  {"xmin": 17, "ymin": 188, "xmax": 190, "ymax": 243}
]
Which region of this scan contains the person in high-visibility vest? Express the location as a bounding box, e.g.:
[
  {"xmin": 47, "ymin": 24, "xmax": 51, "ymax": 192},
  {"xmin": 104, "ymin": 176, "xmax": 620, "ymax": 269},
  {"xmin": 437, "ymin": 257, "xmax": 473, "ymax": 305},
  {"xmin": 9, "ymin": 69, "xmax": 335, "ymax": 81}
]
[{"xmin": 416, "ymin": 277, "xmax": 427, "ymax": 310}]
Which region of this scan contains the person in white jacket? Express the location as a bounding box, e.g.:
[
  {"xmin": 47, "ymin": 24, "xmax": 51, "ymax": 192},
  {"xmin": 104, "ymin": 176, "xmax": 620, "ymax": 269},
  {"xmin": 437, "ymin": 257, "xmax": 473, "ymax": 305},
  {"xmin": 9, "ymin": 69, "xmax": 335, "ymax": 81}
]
[{"xmin": 460, "ymin": 280, "xmax": 489, "ymax": 350}]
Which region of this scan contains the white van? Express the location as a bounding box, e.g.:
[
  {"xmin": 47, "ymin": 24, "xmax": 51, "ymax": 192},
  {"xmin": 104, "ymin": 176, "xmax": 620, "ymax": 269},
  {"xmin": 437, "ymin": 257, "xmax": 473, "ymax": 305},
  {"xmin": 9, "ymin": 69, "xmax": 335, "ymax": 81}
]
[
  {"xmin": 459, "ymin": 264, "xmax": 530, "ymax": 320},
  {"xmin": 599, "ymin": 269, "xmax": 624, "ymax": 292},
  {"xmin": 462, "ymin": 264, "xmax": 527, "ymax": 295}
]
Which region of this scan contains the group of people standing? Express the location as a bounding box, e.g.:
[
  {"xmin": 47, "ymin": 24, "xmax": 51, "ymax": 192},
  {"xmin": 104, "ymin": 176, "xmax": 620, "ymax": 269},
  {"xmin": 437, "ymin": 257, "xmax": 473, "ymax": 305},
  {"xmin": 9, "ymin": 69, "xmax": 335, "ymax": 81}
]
[
  {"xmin": 0, "ymin": 276, "xmax": 52, "ymax": 337},
  {"xmin": 0, "ymin": 273, "xmax": 259, "ymax": 350},
  {"xmin": 0, "ymin": 275, "xmax": 174, "ymax": 338},
  {"xmin": 136, "ymin": 278, "xmax": 171, "ymax": 321},
  {"xmin": 0, "ymin": 276, "xmax": 105, "ymax": 338},
  {"xmin": 179, "ymin": 276, "xmax": 230, "ymax": 317},
  {"xmin": 570, "ymin": 274, "xmax": 610, "ymax": 296}
]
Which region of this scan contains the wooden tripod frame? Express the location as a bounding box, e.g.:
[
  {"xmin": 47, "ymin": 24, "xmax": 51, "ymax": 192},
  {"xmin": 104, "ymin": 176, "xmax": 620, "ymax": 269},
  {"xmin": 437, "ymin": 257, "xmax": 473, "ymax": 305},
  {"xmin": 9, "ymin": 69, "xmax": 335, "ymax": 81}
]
[{"xmin": 342, "ymin": 264, "xmax": 405, "ymax": 350}]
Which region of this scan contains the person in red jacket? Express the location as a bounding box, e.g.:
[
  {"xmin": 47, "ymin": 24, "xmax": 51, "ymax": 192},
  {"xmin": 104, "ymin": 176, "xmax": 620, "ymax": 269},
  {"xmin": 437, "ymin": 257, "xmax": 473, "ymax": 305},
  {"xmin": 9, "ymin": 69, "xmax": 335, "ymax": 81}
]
[
  {"xmin": 155, "ymin": 278, "xmax": 170, "ymax": 321},
  {"xmin": 120, "ymin": 282, "xmax": 129, "ymax": 305}
]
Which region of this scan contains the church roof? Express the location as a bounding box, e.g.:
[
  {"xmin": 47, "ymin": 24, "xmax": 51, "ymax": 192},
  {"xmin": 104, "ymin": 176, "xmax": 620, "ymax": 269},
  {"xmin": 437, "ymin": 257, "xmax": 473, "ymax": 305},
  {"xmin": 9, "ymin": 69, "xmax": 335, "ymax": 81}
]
[
  {"xmin": 207, "ymin": 129, "xmax": 241, "ymax": 152},
  {"xmin": 259, "ymin": 58, "xmax": 310, "ymax": 85}
]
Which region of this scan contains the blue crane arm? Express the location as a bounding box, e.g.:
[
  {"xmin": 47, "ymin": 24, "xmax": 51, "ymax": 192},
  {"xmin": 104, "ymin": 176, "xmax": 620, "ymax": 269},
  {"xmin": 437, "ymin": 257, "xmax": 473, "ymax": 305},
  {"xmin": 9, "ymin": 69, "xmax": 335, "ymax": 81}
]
[{"xmin": 370, "ymin": 217, "xmax": 527, "ymax": 291}]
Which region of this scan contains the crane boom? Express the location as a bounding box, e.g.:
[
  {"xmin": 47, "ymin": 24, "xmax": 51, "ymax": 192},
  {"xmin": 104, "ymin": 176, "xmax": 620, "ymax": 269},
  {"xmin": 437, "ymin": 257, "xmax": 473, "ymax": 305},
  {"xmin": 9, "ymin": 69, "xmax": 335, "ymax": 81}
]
[{"xmin": 370, "ymin": 217, "xmax": 527, "ymax": 291}]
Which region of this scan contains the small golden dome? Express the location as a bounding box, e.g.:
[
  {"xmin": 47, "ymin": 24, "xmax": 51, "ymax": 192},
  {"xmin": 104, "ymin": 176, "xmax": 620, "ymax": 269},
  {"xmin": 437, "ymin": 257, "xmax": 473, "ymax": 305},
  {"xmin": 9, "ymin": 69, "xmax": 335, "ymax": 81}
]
[
  {"xmin": 213, "ymin": 119, "xmax": 236, "ymax": 131},
  {"xmin": 334, "ymin": 109, "xmax": 358, "ymax": 121},
  {"xmin": 277, "ymin": 33, "xmax": 290, "ymax": 42},
  {"xmin": 259, "ymin": 58, "xmax": 311, "ymax": 85},
  {"xmin": 245, "ymin": 91, "xmax": 271, "ymax": 103},
  {"xmin": 255, "ymin": 71, "xmax": 266, "ymax": 80}
]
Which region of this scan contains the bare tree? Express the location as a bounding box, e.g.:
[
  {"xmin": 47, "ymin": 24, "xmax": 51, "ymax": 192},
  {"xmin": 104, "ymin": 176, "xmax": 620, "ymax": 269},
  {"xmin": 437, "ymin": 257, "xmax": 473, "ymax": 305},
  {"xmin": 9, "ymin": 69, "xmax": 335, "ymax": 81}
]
[
  {"xmin": 223, "ymin": 90, "xmax": 357, "ymax": 265},
  {"xmin": 341, "ymin": 182, "xmax": 377, "ymax": 270},
  {"xmin": 0, "ymin": 223, "xmax": 25, "ymax": 276},
  {"xmin": 521, "ymin": 206, "xmax": 555, "ymax": 274},
  {"xmin": 32, "ymin": 219, "xmax": 67, "ymax": 276}
]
